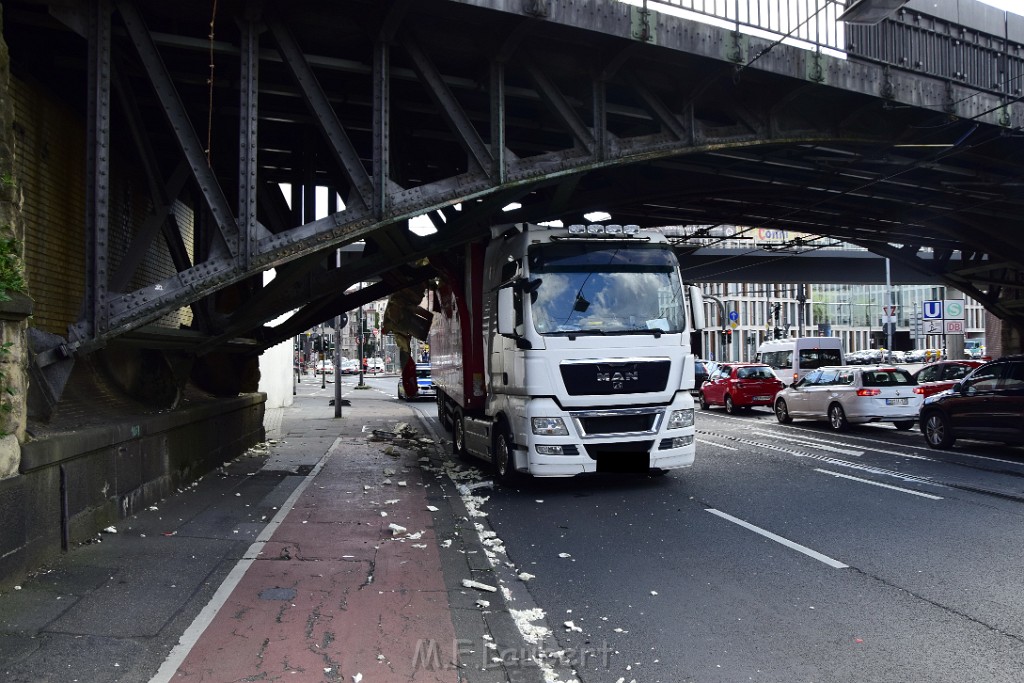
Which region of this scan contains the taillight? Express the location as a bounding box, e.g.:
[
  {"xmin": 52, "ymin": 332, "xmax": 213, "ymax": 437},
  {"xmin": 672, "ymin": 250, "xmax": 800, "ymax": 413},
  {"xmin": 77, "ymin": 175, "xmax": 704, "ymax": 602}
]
[
  {"xmin": 856, "ymin": 388, "xmax": 881, "ymax": 396},
  {"xmin": 913, "ymin": 387, "xmax": 926, "ymax": 394}
]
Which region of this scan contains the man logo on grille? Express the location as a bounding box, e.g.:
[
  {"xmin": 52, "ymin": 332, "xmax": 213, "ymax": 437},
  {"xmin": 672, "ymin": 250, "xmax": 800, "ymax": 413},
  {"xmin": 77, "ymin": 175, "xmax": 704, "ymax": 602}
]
[{"xmin": 596, "ymin": 370, "xmax": 638, "ymax": 390}]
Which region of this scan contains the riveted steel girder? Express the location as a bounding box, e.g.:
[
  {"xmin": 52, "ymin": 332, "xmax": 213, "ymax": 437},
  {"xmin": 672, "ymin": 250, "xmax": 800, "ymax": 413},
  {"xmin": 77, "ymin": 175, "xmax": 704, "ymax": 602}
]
[{"xmin": 7, "ymin": 0, "xmax": 1024, "ymax": 360}]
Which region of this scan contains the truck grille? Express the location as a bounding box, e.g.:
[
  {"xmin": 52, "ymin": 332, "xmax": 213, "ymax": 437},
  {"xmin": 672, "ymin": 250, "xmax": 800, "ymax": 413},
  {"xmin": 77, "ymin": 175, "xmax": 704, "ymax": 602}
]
[
  {"xmin": 559, "ymin": 359, "xmax": 671, "ymax": 396},
  {"xmin": 570, "ymin": 407, "xmax": 664, "ymax": 437}
]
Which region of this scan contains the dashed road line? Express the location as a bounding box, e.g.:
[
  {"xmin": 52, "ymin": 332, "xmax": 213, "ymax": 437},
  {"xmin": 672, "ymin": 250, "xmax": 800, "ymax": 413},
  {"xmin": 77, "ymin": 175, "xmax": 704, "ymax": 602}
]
[
  {"xmin": 706, "ymin": 508, "xmax": 849, "ymax": 569},
  {"xmin": 815, "ymin": 468, "xmax": 943, "ymax": 500}
]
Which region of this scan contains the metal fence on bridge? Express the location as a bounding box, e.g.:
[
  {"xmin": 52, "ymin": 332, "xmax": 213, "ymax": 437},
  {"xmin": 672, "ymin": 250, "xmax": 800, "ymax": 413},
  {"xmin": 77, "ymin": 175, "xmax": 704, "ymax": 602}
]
[{"xmin": 629, "ymin": 0, "xmax": 1024, "ymax": 101}]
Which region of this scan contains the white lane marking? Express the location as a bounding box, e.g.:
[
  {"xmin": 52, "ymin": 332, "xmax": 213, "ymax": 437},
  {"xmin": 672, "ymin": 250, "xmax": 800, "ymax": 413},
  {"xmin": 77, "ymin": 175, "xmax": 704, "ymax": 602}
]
[
  {"xmin": 706, "ymin": 508, "xmax": 848, "ymax": 569},
  {"xmin": 814, "ymin": 468, "xmax": 943, "ymax": 500},
  {"xmin": 747, "ymin": 429, "xmax": 864, "ymax": 456},
  {"xmin": 149, "ymin": 446, "xmax": 335, "ymax": 683},
  {"xmin": 697, "ymin": 438, "xmax": 738, "ymax": 451},
  {"xmin": 705, "ymin": 432, "xmax": 948, "ymax": 490}
]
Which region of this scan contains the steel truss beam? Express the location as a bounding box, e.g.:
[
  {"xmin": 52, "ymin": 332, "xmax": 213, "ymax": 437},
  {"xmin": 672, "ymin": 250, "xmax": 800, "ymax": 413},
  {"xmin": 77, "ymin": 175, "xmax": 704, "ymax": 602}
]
[{"xmin": 7, "ymin": 0, "xmax": 1019, "ymax": 360}]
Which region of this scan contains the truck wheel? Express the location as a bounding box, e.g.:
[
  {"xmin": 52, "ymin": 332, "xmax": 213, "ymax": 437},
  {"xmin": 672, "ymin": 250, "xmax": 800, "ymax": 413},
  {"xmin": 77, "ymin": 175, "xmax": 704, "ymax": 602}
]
[
  {"xmin": 437, "ymin": 392, "xmax": 451, "ymax": 431},
  {"xmin": 494, "ymin": 424, "xmax": 520, "ymax": 485},
  {"xmin": 452, "ymin": 410, "xmax": 469, "ymax": 459}
]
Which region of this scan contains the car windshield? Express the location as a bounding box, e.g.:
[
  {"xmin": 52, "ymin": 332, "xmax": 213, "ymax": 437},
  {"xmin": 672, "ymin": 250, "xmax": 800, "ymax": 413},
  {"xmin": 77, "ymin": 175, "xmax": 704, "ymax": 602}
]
[{"xmin": 527, "ymin": 243, "xmax": 686, "ymax": 335}]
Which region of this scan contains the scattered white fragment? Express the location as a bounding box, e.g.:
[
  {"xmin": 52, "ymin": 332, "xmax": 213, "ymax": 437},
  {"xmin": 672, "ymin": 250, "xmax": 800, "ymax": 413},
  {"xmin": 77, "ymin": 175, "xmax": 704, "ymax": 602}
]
[
  {"xmin": 407, "ymin": 531, "xmax": 424, "ymax": 540},
  {"xmin": 382, "ymin": 478, "xmax": 392, "ymax": 485},
  {"xmin": 613, "ymin": 627, "xmax": 628, "ymax": 633},
  {"xmin": 380, "ymin": 511, "xmax": 388, "ymax": 517},
  {"xmin": 148, "ymin": 506, "xmax": 159, "ymax": 511},
  {"xmin": 385, "ymin": 499, "xmax": 400, "ymax": 505},
  {"xmin": 564, "ymin": 620, "xmax": 583, "ymax": 632},
  {"xmin": 363, "ymin": 485, "xmax": 372, "ymax": 491},
  {"xmin": 461, "ymin": 579, "xmax": 498, "ymax": 593},
  {"xmin": 324, "ymin": 667, "xmax": 332, "ymax": 673},
  {"xmin": 441, "ymin": 539, "xmax": 452, "ymax": 548},
  {"xmin": 397, "ymin": 481, "xmax": 407, "ymax": 487},
  {"xmin": 14, "ymin": 585, "xmax": 21, "ymax": 590},
  {"xmin": 235, "ymin": 493, "xmax": 241, "ymax": 497},
  {"xmin": 535, "ymin": 500, "xmax": 544, "ymax": 503},
  {"xmin": 426, "ymin": 505, "xmax": 439, "ymax": 512},
  {"xmin": 558, "ymin": 553, "xmax": 571, "ymax": 559},
  {"xmin": 383, "ymin": 468, "xmax": 396, "ymax": 476},
  {"xmin": 388, "ymin": 523, "xmax": 408, "ymax": 535},
  {"xmin": 103, "ymin": 526, "xmax": 117, "ymax": 534},
  {"xmin": 518, "ymin": 572, "xmax": 535, "ymax": 582},
  {"xmin": 457, "ymin": 480, "xmax": 493, "ymax": 495},
  {"xmin": 377, "ymin": 654, "xmax": 385, "ymax": 661},
  {"xmin": 476, "ymin": 599, "xmax": 491, "ymax": 608},
  {"xmin": 412, "ymin": 544, "xmax": 427, "ymax": 549},
  {"xmin": 353, "ymin": 674, "xmax": 362, "ymax": 683},
  {"xmin": 650, "ymin": 590, "xmax": 658, "ymax": 596}
]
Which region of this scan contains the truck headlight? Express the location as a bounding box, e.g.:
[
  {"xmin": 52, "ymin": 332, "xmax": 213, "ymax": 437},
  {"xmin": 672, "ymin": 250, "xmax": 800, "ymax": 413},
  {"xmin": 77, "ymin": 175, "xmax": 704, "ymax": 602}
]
[
  {"xmin": 532, "ymin": 417, "xmax": 569, "ymax": 436},
  {"xmin": 667, "ymin": 408, "xmax": 694, "ymax": 429}
]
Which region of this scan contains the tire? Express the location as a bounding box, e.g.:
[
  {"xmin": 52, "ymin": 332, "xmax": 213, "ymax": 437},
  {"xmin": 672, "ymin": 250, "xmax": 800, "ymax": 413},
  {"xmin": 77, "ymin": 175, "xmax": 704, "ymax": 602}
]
[
  {"xmin": 922, "ymin": 411, "xmax": 956, "ymax": 449},
  {"xmin": 775, "ymin": 398, "xmax": 792, "ymax": 424},
  {"xmin": 397, "ymin": 383, "xmax": 404, "ymax": 400},
  {"xmin": 828, "ymin": 403, "xmax": 849, "ymax": 431},
  {"xmin": 724, "ymin": 395, "xmax": 736, "ymax": 415},
  {"xmin": 699, "ymin": 392, "xmax": 710, "ymax": 410},
  {"xmin": 437, "ymin": 392, "xmax": 451, "ymax": 431},
  {"xmin": 452, "ymin": 410, "xmax": 469, "ymax": 459},
  {"xmin": 893, "ymin": 420, "xmax": 914, "ymax": 431},
  {"xmin": 493, "ymin": 422, "xmax": 521, "ymax": 485}
]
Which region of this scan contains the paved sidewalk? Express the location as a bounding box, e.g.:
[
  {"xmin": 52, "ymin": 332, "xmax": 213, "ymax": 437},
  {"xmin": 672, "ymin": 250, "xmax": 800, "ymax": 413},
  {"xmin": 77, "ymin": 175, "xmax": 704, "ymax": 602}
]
[{"xmin": 0, "ymin": 380, "xmax": 549, "ymax": 683}]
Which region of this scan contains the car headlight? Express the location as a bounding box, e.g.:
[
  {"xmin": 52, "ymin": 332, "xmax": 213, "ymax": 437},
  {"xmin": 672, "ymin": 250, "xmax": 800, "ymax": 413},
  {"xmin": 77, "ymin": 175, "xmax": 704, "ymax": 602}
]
[
  {"xmin": 532, "ymin": 417, "xmax": 569, "ymax": 436},
  {"xmin": 668, "ymin": 408, "xmax": 694, "ymax": 429}
]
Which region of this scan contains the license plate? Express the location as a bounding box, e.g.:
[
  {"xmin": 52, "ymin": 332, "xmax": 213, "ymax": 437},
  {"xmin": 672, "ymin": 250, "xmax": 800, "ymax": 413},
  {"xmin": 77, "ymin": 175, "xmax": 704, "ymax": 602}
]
[
  {"xmin": 753, "ymin": 395, "xmax": 771, "ymax": 401},
  {"xmin": 886, "ymin": 398, "xmax": 908, "ymax": 406}
]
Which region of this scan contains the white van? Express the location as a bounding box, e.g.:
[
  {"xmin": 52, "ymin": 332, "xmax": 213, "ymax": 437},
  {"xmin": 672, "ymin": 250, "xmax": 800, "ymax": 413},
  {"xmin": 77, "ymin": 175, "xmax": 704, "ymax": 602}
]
[{"xmin": 756, "ymin": 337, "xmax": 845, "ymax": 386}]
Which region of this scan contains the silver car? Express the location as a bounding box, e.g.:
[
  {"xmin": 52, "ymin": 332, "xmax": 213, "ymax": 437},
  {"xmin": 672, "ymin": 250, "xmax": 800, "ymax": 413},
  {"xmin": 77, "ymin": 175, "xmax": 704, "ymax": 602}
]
[{"xmin": 773, "ymin": 365, "xmax": 923, "ymax": 431}]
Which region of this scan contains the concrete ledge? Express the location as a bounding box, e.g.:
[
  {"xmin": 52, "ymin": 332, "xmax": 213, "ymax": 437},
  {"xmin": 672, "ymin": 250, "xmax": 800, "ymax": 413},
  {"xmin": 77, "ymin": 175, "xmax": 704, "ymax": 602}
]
[
  {"xmin": 20, "ymin": 393, "xmax": 266, "ymax": 473},
  {"xmin": 0, "ymin": 393, "xmax": 267, "ymax": 591}
]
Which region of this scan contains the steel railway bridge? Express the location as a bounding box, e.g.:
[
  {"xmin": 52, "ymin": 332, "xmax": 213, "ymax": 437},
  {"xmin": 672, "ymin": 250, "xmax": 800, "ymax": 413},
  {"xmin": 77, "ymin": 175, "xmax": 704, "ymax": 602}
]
[{"xmin": 5, "ymin": 0, "xmax": 1024, "ymax": 407}]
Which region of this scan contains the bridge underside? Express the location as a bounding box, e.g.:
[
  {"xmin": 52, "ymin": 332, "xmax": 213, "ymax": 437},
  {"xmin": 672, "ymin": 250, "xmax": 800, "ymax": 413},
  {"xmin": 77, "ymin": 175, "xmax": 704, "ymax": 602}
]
[{"xmin": 5, "ymin": 0, "xmax": 1024, "ymax": 409}]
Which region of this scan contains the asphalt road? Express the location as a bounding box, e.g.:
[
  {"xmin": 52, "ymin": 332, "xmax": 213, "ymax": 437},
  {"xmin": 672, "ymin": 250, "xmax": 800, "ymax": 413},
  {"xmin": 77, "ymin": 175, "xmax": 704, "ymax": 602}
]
[{"xmin": 360, "ymin": 375, "xmax": 1024, "ymax": 683}]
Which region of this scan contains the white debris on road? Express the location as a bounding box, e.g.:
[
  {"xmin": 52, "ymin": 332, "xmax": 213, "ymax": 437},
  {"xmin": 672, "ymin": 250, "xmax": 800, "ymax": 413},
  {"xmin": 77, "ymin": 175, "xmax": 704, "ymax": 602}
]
[{"xmin": 461, "ymin": 579, "xmax": 498, "ymax": 592}]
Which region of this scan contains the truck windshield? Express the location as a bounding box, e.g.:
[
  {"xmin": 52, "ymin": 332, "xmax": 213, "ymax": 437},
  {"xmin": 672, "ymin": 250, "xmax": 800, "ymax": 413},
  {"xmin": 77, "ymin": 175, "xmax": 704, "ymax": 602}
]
[{"xmin": 527, "ymin": 243, "xmax": 686, "ymax": 335}]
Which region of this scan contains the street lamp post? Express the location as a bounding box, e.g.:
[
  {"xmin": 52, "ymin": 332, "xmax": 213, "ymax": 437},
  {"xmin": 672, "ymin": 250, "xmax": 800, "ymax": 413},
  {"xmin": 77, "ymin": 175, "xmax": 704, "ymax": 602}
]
[{"xmin": 321, "ymin": 322, "xmax": 327, "ymax": 389}]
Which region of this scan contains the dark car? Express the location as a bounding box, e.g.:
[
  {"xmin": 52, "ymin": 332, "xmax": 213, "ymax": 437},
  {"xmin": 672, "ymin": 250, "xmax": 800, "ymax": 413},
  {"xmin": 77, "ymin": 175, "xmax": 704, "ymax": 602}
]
[
  {"xmin": 700, "ymin": 362, "xmax": 784, "ymax": 414},
  {"xmin": 693, "ymin": 359, "xmax": 718, "ymax": 395},
  {"xmin": 919, "ymin": 356, "xmax": 1024, "ymax": 449},
  {"xmin": 911, "ymin": 359, "xmax": 984, "ymax": 398}
]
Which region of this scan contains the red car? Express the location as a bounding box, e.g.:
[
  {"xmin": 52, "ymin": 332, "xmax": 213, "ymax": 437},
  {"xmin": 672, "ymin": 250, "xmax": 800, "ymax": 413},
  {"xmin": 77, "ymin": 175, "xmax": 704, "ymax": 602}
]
[
  {"xmin": 911, "ymin": 360, "xmax": 984, "ymax": 398},
  {"xmin": 699, "ymin": 362, "xmax": 785, "ymax": 414}
]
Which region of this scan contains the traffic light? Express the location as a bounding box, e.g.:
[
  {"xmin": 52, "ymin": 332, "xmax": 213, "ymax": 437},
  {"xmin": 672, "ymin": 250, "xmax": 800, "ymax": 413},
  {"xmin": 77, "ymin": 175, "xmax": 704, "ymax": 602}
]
[{"xmin": 724, "ymin": 329, "xmax": 732, "ymax": 344}]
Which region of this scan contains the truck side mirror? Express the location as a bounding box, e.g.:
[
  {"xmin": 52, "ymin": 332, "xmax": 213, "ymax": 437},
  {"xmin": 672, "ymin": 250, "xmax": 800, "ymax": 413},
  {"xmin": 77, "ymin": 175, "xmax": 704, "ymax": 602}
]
[
  {"xmin": 497, "ymin": 286, "xmax": 515, "ymax": 335},
  {"xmin": 689, "ymin": 286, "xmax": 706, "ymax": 331}
]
